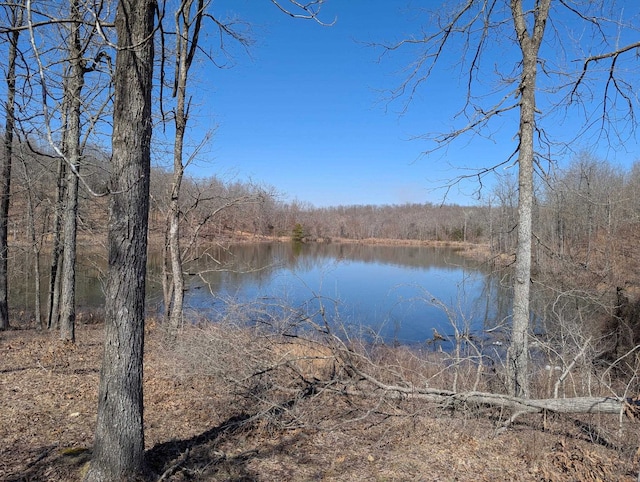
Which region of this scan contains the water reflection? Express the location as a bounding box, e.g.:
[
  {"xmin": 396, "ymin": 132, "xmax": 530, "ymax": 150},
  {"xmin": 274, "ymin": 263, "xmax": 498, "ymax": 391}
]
[
  {"xmin": 179, "ymin": 243, "xmax": 510, "ymax": 345},
  {"xmin": 12, "ymin": 242, "xmax": 511, "ymax": 345},
  {"xmin": 9, "ymin": 247, "xmax": 106, "ymax": 315}
]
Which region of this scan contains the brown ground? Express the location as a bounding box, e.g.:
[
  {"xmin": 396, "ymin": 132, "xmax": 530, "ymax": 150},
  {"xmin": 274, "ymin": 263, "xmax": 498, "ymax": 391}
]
[{"xmin": 1, "ymin": 322, "xmax": 639, "ymax": 481}]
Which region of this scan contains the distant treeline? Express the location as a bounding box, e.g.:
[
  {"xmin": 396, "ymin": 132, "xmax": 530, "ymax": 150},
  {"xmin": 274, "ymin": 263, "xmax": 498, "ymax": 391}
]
[
  {"xmin": 285, "ymin": 202, "xmax": 487, "ymax": 243},
  {"xmin": 5, "ymin": 141, "xmax": 488, "ymax": 245},
  {"xmin": 7, "ymin": 143, "xmax": 640, "ymax": 266}
]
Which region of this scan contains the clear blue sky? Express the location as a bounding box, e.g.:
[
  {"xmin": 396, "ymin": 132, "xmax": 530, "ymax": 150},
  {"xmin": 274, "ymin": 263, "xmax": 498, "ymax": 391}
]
[{"xmin": 172, "ymin": 1, "xmax": 640, "ymax": 207}]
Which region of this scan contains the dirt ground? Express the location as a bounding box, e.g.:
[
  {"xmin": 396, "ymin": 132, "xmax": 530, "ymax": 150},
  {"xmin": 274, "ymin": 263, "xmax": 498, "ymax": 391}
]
[{"xmin": 1, "ymin": 322, "xmax": 639, "ymax": 481}]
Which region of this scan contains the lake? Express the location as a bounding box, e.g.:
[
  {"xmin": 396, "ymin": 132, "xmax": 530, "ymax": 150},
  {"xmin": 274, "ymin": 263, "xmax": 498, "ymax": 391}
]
[
  {"xmin": 151, "ymin": 242, "xmax": 510, "ymax": 345},
  {"xmin": 12, "ymin": 242, "xmax": 511, "ymax": 345}
]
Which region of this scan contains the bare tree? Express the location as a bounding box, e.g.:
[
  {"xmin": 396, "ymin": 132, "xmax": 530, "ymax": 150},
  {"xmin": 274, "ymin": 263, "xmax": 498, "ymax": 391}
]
[
  {"xmin": 47, "ymin": 155, "xmax": 65, "ymax": 330},
  {"xmin": 162, "ymin": 0, "xmax": 208, "ymax": 334},
  {"xmin": 159, "ymin": 0, "xmax": 329, "ymax": 333},
  {"xmin": 372, "ymin": 1, "xmax": 640, "ymax": 398},
  {"xmin": 57, "ymin": 1, "xmax": 113, "ymax": 342},
  {"xmin": 16, "ymin": 146, "xmax": 46, "ymax": 330},
  {"xmin": 0, "ymin": 0, "xmax": 23, "ymax": 330},
  {"xmin": 84, "ymin": 0, "xmax": 154, "ymax": 478},
  {"xmin": 507, "ymin": 0, "xmax": 551, "ymax": 398},
  {"xmin": 373, "ymin": 0, "xmax": 548, "ymax": 395},
  {"xmin": 18, "ymin": 1, "xmax": 113, "ymax": 337},
  {"xmin": 58, "ymin": 0, "xmax": 86, "ymax": 342}
]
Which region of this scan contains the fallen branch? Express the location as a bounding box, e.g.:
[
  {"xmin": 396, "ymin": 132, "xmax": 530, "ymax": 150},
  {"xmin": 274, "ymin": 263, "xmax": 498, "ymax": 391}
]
[{"xmin": 343, "ymin": 364, "xmax": 635, "ymax": 416}]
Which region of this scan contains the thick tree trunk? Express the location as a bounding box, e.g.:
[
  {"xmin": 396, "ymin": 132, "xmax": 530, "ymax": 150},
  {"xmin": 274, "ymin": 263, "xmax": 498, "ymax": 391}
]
[
  {"xmin": 59, "ymin": 2, "xmax": 84, "ymax": 342},
  {"xmin": 59, "ymin": 158, "xmax": 79, "ymax": 341},
  {"xmin": 0, "ymin": 5, "xmax": 21, "ymax": 331},
  {"xmin": 84, "ymin": 0, "xmax": 154, "ymax": 479},
  {"xmin": 507, "ymin": 0, "xmax": 550, "ymax": 399}
]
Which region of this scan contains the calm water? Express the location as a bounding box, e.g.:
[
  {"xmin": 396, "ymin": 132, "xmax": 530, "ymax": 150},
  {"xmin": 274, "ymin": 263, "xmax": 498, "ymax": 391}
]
[
  {"xmin": 12, "ymin": 242, "xmax": 511, "ymax": 345},
  {"xmin": 153, "ymin": 243, "xmax": 510, "ymax": 345}
]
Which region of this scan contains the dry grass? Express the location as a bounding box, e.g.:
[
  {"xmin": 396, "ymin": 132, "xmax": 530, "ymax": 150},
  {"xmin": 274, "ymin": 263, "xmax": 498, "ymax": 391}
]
[{"xmin": 1, "ymin": 321, "xmax": 639, "ymax": 481}]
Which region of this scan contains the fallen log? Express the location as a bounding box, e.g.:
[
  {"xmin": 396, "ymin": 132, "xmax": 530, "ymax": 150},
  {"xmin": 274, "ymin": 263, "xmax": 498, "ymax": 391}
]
[
  {"xmin": 518, "ymin": 396, "xmax": 626, "ymax": 414},
  {"xmin": 343, "ymin": 367, "xmax": 639, "ymax": 417}
]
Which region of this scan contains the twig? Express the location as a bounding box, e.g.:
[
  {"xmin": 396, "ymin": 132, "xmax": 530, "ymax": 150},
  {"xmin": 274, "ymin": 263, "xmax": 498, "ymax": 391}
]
[
  {"xmin": 554, "ymin": 336, "xmax": 592, "ymax": 399},
  {"xmin": 158, "ymin": 448, "xmax": 190, "ymax": 481}
]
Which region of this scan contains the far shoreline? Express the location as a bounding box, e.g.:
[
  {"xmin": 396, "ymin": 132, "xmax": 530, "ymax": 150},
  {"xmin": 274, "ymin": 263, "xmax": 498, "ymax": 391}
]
[
  {"xmin": 14, "ymin": 230, "xmax": 504, "ymax": 267},
  {"xmin": 222, "ymin": 231, "xmax": 502, "ymax": 265}
]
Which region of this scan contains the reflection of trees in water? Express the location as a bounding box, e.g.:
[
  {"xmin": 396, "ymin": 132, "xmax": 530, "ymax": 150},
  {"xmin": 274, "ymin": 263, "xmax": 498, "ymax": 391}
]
[
  {"xmin": 300, "ymin": 243, "xmax": 481, "ymax": 271},
  {"xmin": 182, "ymin": 243, "xmax": 484, "ymax": 275},
  {"xmin": 10, "ymin": 242, "xmax": 508, "ymax": 344},
  {"xmin": 477, "ymin": 269, "xmax": 512, "ymax": 336},
  {"xmin": 10, "ymin": 248, "xmax": 105, "ymax": 313}
]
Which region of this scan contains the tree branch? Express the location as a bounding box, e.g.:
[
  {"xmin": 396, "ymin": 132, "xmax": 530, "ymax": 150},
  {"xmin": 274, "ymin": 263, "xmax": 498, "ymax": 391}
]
[{"xmin": 269, "ymin": 0, "xmax": 335, "ymax": 26}]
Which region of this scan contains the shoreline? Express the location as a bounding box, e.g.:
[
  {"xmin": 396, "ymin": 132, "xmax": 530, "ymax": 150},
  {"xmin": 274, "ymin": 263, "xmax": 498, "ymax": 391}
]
[{"xmin": 11, "ymin": 231, "xmax": 496, "ymax": 265}]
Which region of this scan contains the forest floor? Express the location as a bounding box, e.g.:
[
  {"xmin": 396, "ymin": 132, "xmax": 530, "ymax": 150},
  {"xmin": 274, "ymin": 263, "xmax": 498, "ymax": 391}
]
[{"xmin": 2, "ymin": 321, "xmax": 640, "ymax": 481}]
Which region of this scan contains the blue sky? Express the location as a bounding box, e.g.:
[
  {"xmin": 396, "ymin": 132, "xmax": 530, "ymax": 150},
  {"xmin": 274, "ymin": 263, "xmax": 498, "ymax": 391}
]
[{"xmin": 169, "ymin": 1, "xmax": 640, "ymax": 207}]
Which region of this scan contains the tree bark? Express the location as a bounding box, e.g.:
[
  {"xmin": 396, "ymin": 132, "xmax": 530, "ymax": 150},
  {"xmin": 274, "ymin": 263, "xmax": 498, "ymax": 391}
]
[
  {"xmin": 0, "ymin": 3, "xmax": 22, "ymax": 331},
  {"xmin": 59, "ymin": 0, "xmax": 85, "ymax": 342},
  {"xmin": 47, "ymin": 157, "xmax": 66, "ymax": 331},
  {"xmin": 84, "ymin": 0, "xmax": 154, "ymax": 479},
  {"xmin": 507, "ymin": 0, "xmax": 550, "ymax": 399}
]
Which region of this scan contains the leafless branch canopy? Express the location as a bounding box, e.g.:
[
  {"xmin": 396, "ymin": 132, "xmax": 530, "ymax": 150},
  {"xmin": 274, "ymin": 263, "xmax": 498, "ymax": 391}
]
[
  {"xmin": 269, "ymin": 0, "xmax": 335, "ymax": 26},
  {"xmin": 371, "ymin": 1, "xmax": 640, "ymax": 201},
  {"xmin": 570, "ymin": 39, "xmax": 640, "ymax": 139}
]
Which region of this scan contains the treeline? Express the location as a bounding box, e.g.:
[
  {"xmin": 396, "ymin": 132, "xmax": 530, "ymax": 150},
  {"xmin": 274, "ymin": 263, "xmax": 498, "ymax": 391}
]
[
  {"xmin": 8, "ymin": 145, "xmax": 640, "ymax": 268},
  {"xmin": 8, "ymin": 140, "xmax": 640, "ymax": 294},
  {"xmin": 285, "ymin": 202, "xmax": 487, "ymax": 243},
  {"xmin": 7, "ymin": 142, "xmax": 491, "ymax": 246},
  {"xmin": 514, "ymin": 153, "xmax": 640, "ymax": 292},
  {"xmin": 7, "ymin": 145, "xmax": 268, "ymax": 246}
]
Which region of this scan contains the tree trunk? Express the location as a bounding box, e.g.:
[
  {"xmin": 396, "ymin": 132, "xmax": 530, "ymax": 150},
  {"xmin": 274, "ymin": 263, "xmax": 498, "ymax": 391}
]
[
  {"xmin": 47, "ymin": 157, "xmax": 66, "ymax": 331},
  {"xmin": 59, "ymin": 151, "xmax": 79, "ymax": 341},
  {"xmin": 84, "ymin": 0, "xmax": 154, "ymax": 479},
  {"xmin": 59, "ymin": 0, "xmax": 85, "ymax": 342},
  {"xmin": 168, "ymin": 199, "xmax": 184, "ymax": 332},
  {"xmin": 507, "ymin": 0, "xmax": 550, "ymax": 399},
  {"xmin": 167, "ymin": 0, "xmax": 205, "ymax": 334},
  {"xmin": 21, "ymin": 157, "xmax": 43, "ymax": 330},
  {"xmin": 161, "ymin": 223, "xmax": 174, "ymax": 323},
  {"xmin": 0, "ymin": 4, "xmax": 21, "ymax": 330}
]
